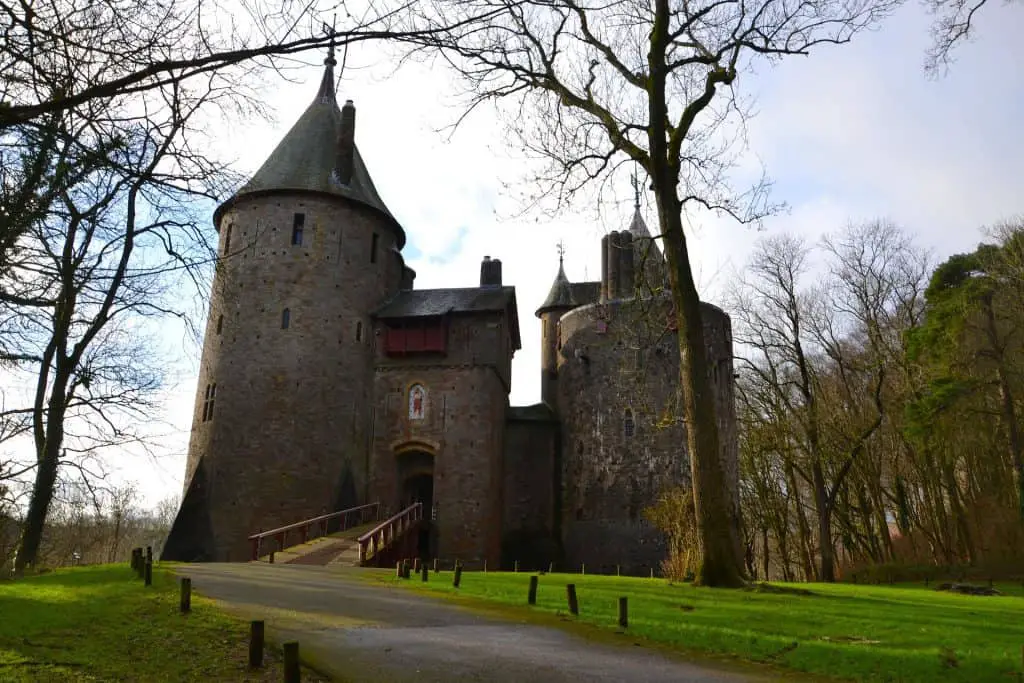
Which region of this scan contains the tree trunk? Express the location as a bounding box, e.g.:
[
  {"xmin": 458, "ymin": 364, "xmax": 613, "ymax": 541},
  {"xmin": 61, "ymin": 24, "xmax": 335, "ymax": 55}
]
[
  {"xmin": 786, "ymin": 462, "xmax": 816, "ymax": 581},
  {"xmin": 761, "ymin": 526, "xmax": 770, "ymax": 580},
  {"xmin": 657, "ymin": 201, "xmax": 745, "ymax": 588},
  {"xmin": 15, "ymin": 441, "xmax": 62, "ymax": 574},
  {"xmin": 813, "ymin": 463, "xmax": 835, "ymax": 582}
]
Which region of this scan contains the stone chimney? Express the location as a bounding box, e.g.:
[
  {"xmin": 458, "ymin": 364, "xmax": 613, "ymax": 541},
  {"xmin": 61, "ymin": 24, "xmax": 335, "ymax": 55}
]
[
  {"xmin": 618, "ymin": 232, "xmax": 635, "ymax": 299},
  {"xmin": 400, "ymin": 265, "xmax": 416, "ymax": 291},
  {"xmin": 600, "ymin": 234, "xmax": 610, "ymax": 302},
  {"xmin": 480, "ymin": 255, "xmax": 503, "ymax": 287},
  {"xmin": 336, "ymin": 99, "xmax": 356, "ymax": 185},
  {"xmin": 605, "ymin": 231, "xmax": 622, "ymax": 300}
]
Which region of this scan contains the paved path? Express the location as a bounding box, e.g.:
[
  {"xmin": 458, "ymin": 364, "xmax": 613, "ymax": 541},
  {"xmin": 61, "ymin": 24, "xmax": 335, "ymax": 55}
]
[{"xmin": 178, "ymin": 563, "xmax": 773, "ymax": 683}]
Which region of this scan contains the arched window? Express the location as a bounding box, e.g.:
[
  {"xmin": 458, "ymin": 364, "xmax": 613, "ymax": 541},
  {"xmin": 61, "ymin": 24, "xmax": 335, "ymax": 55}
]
[
  {"xmin": 216, "ymin": 315, "xmax": 223, "ymax": 335},
  {"xmin": 623, "ymin": 408, "xmax": 635, "ymax": 438},
  {"xmin": 408, "ymin": 384, "xmax": 426, "ymax": 420},
  {"xmin": 223, "ymin": 223, "xmax": 233, "ymax": 255},
  {"xmin": 281, "ymin": 308, "xmax": 290, "ymax": 329},
  {"xmin": 202, "ymin": 383, "xmax": 216, "ymax": 422}
]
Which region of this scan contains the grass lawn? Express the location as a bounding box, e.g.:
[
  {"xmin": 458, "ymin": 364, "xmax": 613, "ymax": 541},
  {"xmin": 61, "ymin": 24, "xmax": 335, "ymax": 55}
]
[
  {"xmin": 0, "ymin": 563, "xmax": 326, "ymax": 682},
  {"xmin": 377, "ymin": 569, "xmax": 1024, "ymax": 682}
]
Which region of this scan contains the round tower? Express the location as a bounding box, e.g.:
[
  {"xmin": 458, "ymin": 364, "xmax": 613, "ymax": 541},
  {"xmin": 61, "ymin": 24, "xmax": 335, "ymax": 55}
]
[
  {"xmin": 536, "ymin": 250, "xmax": 575, "ymax": 412},
  {"xmin": 163, "ymin": 52, "xmax": 406, "ymax": 562}
]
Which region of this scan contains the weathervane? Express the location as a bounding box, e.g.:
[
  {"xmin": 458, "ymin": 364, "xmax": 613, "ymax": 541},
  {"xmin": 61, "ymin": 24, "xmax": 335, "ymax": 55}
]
[
  {"xmin": 322, "ymin": 13, "xmax": 349, "ymax": 83},
  {"xmin": 556, "ymin": 240, "xmax": 566, "ymax": 268},
  {"xmin": 630, "ymin": 163, "xmax": 641, "ymax": 210}
]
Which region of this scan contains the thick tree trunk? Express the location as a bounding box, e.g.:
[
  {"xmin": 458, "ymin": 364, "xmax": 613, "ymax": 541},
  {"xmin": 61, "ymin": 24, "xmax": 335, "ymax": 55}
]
[
  {"xmin": 15, "ymin": 437, "xmax": 63, "ymax": 574},
  {"xmin": 761, "ymin": 526, "xmax": 770, "ymax": 580},
  {"xmin": 658, "ymin": 206, "xmax": 745, "ymax": 588},
  {"xmin": 813, "ymin": 463, "xmax": 835, "ymax": 582}
]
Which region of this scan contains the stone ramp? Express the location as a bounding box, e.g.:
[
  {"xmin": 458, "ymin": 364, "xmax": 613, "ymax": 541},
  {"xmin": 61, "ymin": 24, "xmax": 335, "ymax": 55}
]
[{"xmin": 254, "ymin": 522, "xmax": 377, "ymax": 566}]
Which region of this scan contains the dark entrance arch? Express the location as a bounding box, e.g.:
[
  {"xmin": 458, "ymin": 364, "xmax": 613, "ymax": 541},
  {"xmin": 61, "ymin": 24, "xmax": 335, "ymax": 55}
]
[{"xmin": 395, "ymin": 449, "xmax": 435, "ymax": 559}]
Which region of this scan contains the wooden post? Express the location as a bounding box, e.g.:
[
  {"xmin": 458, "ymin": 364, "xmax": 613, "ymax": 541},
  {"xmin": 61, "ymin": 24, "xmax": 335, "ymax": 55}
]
[
  {"xmin": 421, "ymin": 563, "xmax": 429, "ymax": 582},
  {"xmin": 581, "ymin": 563, "xmax": 585, "ymax": 575},
  {"xmin": 433, "ymin": 558, "xmax": 439, "ymax": 573},
  {"xmin": 453, "ymin": 563, "xmax": 463, "ymax": 588},
  {"xmin": 566, "ymin": 583, "xmax": 578, "ymax": 616},
  {"xmin": 180, "ymin": 578, "xmax": 191, "ymax": 614},
  {"xmin": 413, "ymin": 557, "xmax": 420, "ymax": 573},
  {"xmin": 283, "ymin": 641, "xmax": 300, "ymax": 683},
  {"xmin": 548, "ymin": 562, "xmax": 554, "ymax": 574},
  {"xmin": 144, "ymin": 559, "xmax": 152, "ymax": 587},
  {"xmin": 650, "ymin": 567, "xmax": 654, "ymax": 579},
  {"xmin": 248, "ymin": 620, "xmax": 264, "ymax": 668},
  {"xmin": 396, "ymin": 561, "xmax": 403, "ymax": 579},
  {"xmin": 514, "ymin": 560, "xmax": 519, "ymax": 573},
  {"xmin": 130, "ymin": 548, "xmax": 138, "ymax": 571},
  {"xmin": 528, "ymin": 575, "xmax": 538, "ymax": 605},
  {"xmin": 145, "ymin": 546, "xmax": 153, "ymax": 564},
  {"xmin": 616, "ymin": 564, "xmax": 620, "ymax": 577},
  {"xmin": 618, "ymin": 597, "xmax": 628, "ymax": 629},
  {"xmin": 483, "ymin": 560, "xmax": 487, "ymax": 573},
  {"xmin": 269, "ymin": 551, "xmax": 275, "ymax": 564}
]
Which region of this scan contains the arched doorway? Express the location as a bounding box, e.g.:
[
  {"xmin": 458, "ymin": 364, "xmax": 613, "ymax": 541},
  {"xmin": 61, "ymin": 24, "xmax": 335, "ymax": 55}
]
[{"xmin": 395, "ymin": 449, "xmax": 435, "ymax": 558}]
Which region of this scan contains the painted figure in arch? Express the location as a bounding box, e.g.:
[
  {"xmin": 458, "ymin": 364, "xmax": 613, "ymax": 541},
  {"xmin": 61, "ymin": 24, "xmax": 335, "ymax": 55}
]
[{"xmin": 409, "ymin": 384, "xmax": 426, "ymax": 420}]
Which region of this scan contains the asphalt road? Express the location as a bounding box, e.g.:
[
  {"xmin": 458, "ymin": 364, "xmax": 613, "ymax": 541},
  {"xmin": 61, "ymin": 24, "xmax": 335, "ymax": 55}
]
[{"xmin": 177, "ymin": 563, "xmax": 768, "ymax": 683}]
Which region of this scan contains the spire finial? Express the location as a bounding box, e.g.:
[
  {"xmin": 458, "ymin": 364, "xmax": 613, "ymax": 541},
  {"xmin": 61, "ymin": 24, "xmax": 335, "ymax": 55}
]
[
  {"xmin": 322, "ymin": 15, "xmax": 338, "ymax": 66},
  {"xmin": 630, "ymin": 165, "xmax": 641, "ymax": 210},
  {"xmin": 556, "ymin": 240, "xmax": 566, "ymax": 269}
]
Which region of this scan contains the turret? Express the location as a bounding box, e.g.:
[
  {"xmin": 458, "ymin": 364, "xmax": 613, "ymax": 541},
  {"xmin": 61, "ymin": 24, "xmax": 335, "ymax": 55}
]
[
  {"xmin": 535, "ymin": 252, "xmax": 575, "ymax": 411},
  {"xmin": 163, "ymin": 49, "xmax": 406, "ymax": 562}
]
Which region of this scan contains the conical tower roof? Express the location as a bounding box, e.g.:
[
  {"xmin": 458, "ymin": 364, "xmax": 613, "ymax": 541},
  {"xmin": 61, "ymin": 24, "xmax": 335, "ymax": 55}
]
[
  {"xmin": 628, "ymin": 207, "xmax": 662, "ymax": 261},
  {"xmin": 535, "ymin": 255, "xmax": 575, "ymax": 317},
  {"xmin": 213, "ymin": 53, "xmax": 405, "ymax": 247}
]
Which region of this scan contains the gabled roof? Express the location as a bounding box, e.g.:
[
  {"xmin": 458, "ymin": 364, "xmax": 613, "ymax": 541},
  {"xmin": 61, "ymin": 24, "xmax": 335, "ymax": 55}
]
[
  {"xmin": 373, "ymin": 286, "xmax": 521, "ymax": 349},
  {"xmin": 213, "ymin": 56, "xmax": 405, "ymax": 247}
]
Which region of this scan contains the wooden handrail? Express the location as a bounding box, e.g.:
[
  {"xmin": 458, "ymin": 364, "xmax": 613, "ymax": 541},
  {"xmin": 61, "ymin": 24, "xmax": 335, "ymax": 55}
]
[
  {"xmin": 357, "ymin": 502, "xmax": 423, "ymax": 564},
  {"xmin": 248, "ymin": 501, "xmax": 380, "ymax": 561}
]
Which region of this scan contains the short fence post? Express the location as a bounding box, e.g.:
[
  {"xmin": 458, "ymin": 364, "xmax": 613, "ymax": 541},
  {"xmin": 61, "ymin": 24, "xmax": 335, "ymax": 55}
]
[
  {"xmin": 413, "ymin": 558, "xmax": 420, "ymax": 573},
  {"xmin": 180, "ymin": 578, "xmax": 192, "ymax": 614},
  {"xmin": 548, "ymin": 562, "xmax": 554, "ymax": 574},
  {"xmin": 453, "ymin": 562, "xmax": 463, "ymax": 588},
  {"xmin": 616, "ymin": 565, "xmax": 621, "ymax": 577},
  {"xmin": 146, "ymin": 546, "xmax": 153, "ymax": 563},
  {"xmin": 421, "ymin": 563, "xmax": 429, "ymax": 582},
  {"xmin": 433, "ymin": 558, "xmax": 439, "ymax": 574},
  {"xmin": 514, "ymin": 560, "xmax": 519, "ymax": 573},
  {"xmin": 283, "ymin": 641, "xmax": 300, "ymax": 683},
  {"xmin": 566, "ymin": 583, "xmax": 579, "ymax": 616},
  {"xmin": 618, "ymin": 597, "xmax": 628, "ymax": 629},
  {"xmin": 248, "ymin": 620, "xmax": 264, "ymax": 668},
  {"xmin": 528, "ymin": 575, "xmax": 538, "ymax": 605},
  {"xmin": 269, "ymin": 551, "xmax": 275, "ymax": 564},
  {"xmin": 581, "ymin": 563, "xmax": 585, "ymax": 575},
  {"xmin": 130, "ymin": 548, "xmax": 138, "ymax": 571},
  {"xmin": 483, "ymin": 560, "xmax": 487, "ymax": 573},
  {"xmin": 395, "ymin": 561, "xmax": 403, "ymax": 579},
  {"xmin": 144, "ymin": 559, "xmax": 153, "ymax": 587}
]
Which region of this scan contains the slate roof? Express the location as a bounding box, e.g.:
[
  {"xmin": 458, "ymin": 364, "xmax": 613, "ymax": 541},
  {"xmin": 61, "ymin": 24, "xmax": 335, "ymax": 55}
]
[
  {"xmin": 213, "ymin": 57, "xmax": 405, "ymax": 247},
  {"xmin": 373, "ymin": 286, "xmax": 521, "ymax": 349},
  {"xmin": 629, "ymin": 208, "xmax": 663, "ymax": 261},
  {"xmin": 535, "ymin": 257, "xmax": 601, "ymax": 317}
]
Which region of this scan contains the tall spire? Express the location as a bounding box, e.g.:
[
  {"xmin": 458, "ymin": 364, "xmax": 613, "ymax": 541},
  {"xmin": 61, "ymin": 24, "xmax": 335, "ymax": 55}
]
[
  {"xmin": 557, "ymin": 240, "xmax": 566, "ymax": 272},
  {"xmin": 316, "ymin": 20, "xmax": 337, "ymax": 101},
  {"xmin": 631, "ymin": 167, "xmax": 641, "ymax": 210}
]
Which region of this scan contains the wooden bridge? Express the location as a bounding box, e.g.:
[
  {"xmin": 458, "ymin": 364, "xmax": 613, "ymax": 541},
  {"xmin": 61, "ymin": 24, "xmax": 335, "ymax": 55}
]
[{"xmin": 247, "ymin": 502, "xmax": 424, "ymax": 567}]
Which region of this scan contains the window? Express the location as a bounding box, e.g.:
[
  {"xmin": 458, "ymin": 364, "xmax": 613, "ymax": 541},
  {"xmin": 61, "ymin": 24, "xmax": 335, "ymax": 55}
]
[
  {"xmin": 291, "ymin": 213, "xmax": 305, "ymax": 246},
  {"xmin": 202, "ymin": 383, "xmax": 216, "ymax": 422},
  {"xmin": 281, "ymin": 308, "xmax": 290, "ymax": 329},
  {"xmin": 216, "ymin": 315, "xmax": 223, "ymax": 335},
  {"xmin": 370, "ymin": 232, "xmax": 379, "ymax": 263},
  {"xmin": 355, "ymin": 321, "xmax": 363, "ymax": 342},
  {"xmin": 224, "ymin": 223, "xmax": 233, "ymax": 255},
  {"xmin": 624, "ymin": 408, "xmax": 635, "ymax": 437}
]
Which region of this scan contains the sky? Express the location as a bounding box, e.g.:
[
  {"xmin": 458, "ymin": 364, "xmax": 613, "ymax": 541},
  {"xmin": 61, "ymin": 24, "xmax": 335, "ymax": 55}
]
[{"xmin": 102, "ymin": 0, "xmax": 1024, "ymax": 508}]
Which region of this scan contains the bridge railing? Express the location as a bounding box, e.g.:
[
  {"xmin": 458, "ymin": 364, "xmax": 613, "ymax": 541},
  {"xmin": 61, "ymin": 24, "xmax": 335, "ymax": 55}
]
[
  {"xmin": 357, "ymin": 502, "xmax": 422, "ymax": 565},
  {"xmin": 248, "ymin": 501, "xmax": 380, "ymax": 561}
]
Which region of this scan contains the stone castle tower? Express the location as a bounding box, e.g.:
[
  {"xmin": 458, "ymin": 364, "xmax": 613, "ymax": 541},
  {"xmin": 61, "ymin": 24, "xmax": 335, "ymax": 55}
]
[
  {"xmin": 163, "ymin": 56, "xmax": 739, "ymax": 571},
  {"xmin": 163, "ymin": 51, "xmax": 413, "ymax": 561}
]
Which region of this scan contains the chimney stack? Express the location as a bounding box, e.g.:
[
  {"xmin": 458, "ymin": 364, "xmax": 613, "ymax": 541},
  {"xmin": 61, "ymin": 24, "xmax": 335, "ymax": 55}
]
[
  {"xmin": 605, "ymin": 231, "xmax": 622, "ymax": 300},
  {"xmin": 618, "ymin": 232, "xmax": 635, "ymax": 299},
  {"xmin": 336, "ymin": 99, "xmax": 356, "ymax": 185},
  {"xmin": 480, "ymin": 255, "xmax": 503, "ymax": 287},
  {"xmin": 600, "ymin": 234, "xmax": 610, "ymax": 302}
]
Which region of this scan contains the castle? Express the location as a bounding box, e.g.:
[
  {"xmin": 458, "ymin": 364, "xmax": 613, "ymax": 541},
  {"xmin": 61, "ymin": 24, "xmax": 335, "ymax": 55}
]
[{"xmin": 162, "ymin": 52, "xmax": 739, "ymax": 572}]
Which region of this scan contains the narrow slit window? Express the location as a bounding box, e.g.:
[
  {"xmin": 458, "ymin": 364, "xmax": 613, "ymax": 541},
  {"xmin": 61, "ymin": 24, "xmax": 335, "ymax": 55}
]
[
  {"xmin": 291, "ymin": 213, "xmax": 305, "ymax": 246},
  {"xmin": 202, "ymin": 383, "xmax": 217, "ymax": 422},
  {"xmin": 216, "ymin": 315, "xmax": 223, "ymax": 335},
  {"xmin": 623, "ymin": 408, "xmax": 635, "ymax": 438},
  {"xmin": 281, "ymin": 308, "xmax": 290, "ymax": 329},
  {"xmin": 224, "ymin": 224, "xmax": 233, "ymax": 255},
  {"xmin": 355, "ymin": 321, "xmax": 363, "ymax": 342},
  {"xmin": 370, "ymin": 232, "xmax": 379, "ymax": 263}
]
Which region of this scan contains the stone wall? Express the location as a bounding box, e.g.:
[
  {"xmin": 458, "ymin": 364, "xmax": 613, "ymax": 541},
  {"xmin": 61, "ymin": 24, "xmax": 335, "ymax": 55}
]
[
  {"xmin": 555, "ymin": 294, "xmax": 737, "ymax": 574},
  {"xmin": 164, "ymin": 192, "xmax": 402, "ymax": 562},
  {"xmin": 501, "ymin": 405, "xmax": 560, "ymax": 570},
  {"xmin": 369, "ymin": 313, "xmax": 515, "ymax": 566}
]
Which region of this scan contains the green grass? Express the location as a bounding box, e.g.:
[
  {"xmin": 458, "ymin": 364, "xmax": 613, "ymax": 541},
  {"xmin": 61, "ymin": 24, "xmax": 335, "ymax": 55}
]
[
  {"xmin": 378, "ymin": 570, "xmax": 1024, "ymax": 682},
  {"xmin": 0, "ymin": 563, "xmax": 309, "ymax": 682}
]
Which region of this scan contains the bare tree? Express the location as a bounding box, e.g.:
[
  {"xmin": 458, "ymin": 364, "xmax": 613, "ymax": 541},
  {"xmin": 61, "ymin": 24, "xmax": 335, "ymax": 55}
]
[
  {"xmin": 399, "ymin": 0, "xmax": 899, "ymax": 585},
  {"xmin": 923, "ymin": 0, "xmax": 1017, "ymax": 74}
]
